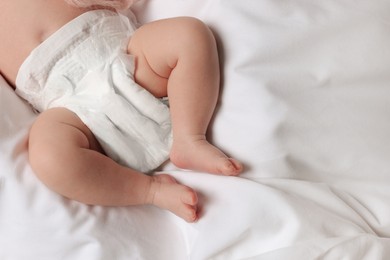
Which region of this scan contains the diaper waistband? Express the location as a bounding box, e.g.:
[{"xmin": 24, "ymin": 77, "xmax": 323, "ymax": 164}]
[{"xmin": 15, "ymin": 10, "xmax": 133, "ymax": 91}]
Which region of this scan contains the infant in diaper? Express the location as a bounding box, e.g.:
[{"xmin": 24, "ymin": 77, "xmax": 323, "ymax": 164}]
[{"xmin": 0, "ymin": 0, "xmax": 243, "ymax": 223}]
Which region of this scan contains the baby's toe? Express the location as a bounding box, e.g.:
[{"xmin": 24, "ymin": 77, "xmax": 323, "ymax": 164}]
[
  {"xmin": 181, "ymin": 188, "xmax": 198, "ymax": 205},
  {"xmin": 220, "ymin": 158, "xmax": 243, "ymax": 176},
  {"xmin": 183, "ymin": 205, "xmax": 198, "ymax": 223}
]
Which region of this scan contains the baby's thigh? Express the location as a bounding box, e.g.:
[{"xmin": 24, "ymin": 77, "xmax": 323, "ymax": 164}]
[
  {"xmin": 127, "ymin": 17, "xmax": 215, "ymax": 98},
  {"xmin": 29, "ymin": 107, "xmax": 102, "ymax": 156},
  {"xmin": 127, "ymin": 27, "xmax": 169, "ymax": 98}
]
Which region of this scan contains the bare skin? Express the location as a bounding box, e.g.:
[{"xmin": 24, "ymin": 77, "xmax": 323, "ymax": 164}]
[{"xmin": 0, "ymin": 0, "xmax": 243, "ymax": 222}]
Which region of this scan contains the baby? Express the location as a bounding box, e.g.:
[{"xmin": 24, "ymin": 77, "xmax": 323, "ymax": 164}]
[{"xmin": 0, "ymin": 0, "xmax": 243, "ymax": 222}]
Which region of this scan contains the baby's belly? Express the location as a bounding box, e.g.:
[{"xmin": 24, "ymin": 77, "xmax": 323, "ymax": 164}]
[{"xmin": 0, "ymin": 6, "xmax": 89, "ymax": 86}]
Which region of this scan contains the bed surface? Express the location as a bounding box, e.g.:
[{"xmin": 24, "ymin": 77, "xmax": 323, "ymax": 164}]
[{"xmin": 2, "ymin": 0, "xmax": 390, "ymax": 259}]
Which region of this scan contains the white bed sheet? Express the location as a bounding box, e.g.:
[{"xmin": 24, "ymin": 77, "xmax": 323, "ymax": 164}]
[{"xmin": 2, "ymin": 0, "xmax": 390, "ymax": 259}]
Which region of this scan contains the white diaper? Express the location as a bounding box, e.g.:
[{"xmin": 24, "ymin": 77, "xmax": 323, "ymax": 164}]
[{"xmin": 15, "ymin": 10, "xmax": 172, "ymax": 172}]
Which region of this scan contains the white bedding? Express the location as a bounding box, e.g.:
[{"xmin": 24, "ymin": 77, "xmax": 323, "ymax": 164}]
[{"xmin": 2, "ymin": 0, "xmax": 390, "ymax": 259}]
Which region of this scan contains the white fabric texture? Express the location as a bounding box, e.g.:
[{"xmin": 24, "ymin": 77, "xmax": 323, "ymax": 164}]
[
  {"xmin": 15, "ymin": 10, "xmax": 172, "ymax": 172},
  {"xmin": 1, "ymin": 0, "xmax": 390, "ymax": 259}
]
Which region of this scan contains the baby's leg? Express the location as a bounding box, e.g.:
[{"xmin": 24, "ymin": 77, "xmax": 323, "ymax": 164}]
[
  {"xmin": 28, "ymin": 108, "xmax": 198, "ymax": 222},
  {"xmin": 128, "ymin": 17, "xmax": 243, "ymax": 175}
]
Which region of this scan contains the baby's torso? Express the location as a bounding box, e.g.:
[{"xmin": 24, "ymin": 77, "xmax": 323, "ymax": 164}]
[
  {"xmin": 9, "ymin": 7, "xmax": 172, "ymax": 172},
  {"xmin": 0, "ymin": 0, "xmax": 89, "ymax": 86}
]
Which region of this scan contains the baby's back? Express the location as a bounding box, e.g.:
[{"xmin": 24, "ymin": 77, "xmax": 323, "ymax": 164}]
[{"xmin": 0, "ymin": 0, "xmax": 88, "ymax": 86}]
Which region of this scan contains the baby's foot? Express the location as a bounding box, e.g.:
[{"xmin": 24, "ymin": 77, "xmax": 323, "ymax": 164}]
[
  {"xmin": 148, "ymin": 174, "xmax": 198, "ymax": 222},
  {"xmin": 170, "ymin": 135, "xmax": 243, "ymax": 176}
]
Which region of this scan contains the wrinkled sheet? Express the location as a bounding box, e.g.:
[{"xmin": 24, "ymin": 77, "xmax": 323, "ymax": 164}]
[{"xmin": 1, "ymin": 0, "xmax": 390, "ymax": 259}]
